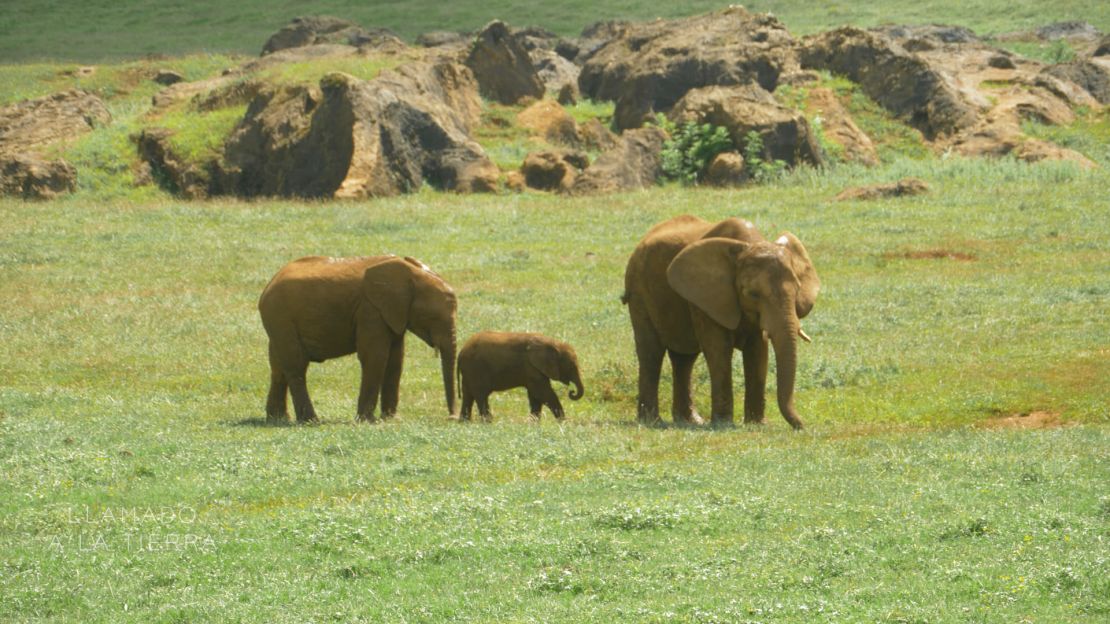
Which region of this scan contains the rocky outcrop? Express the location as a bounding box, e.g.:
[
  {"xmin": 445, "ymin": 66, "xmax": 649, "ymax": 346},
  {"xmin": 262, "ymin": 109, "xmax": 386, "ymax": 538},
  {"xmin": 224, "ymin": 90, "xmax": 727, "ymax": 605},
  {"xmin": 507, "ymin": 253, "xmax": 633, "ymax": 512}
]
[
  {"xmin": 0, "ymin": 154, "xmax": 76, "ymax": 199},
  {"xmin": 520, "ymin": 149, "xmax": 589, "ymax": 191},
  {"xmin": 531, "ymin": 49, "xmax": 580, "ymax": 94},
  {"xmin": 136, "ymin": 128, "xmax": 212, "ymax": 198},
  {"xmin": 416, "ymin": 31, "xmax": 471, "ymax": 49},
  {"xmin": 804, "ymin": 88, "xmax": 878, "ymax": 166},
  {"xmin": 0, "ymin": 89, "xmax": 110, "ymax": 199},
  {"xmin": 579, "ymin": 8, "xmax": 800, "ymax": 130},
  {"xmin": 703, "ymin": 152, "xmax": 746, "ymax": 186},
  {"xmin": 465, "ymin": 21, "xmax": 544, "ymax": 105},
  {"xmin": 568, "ymin": 127, "xmax": 665, "ymax": 195},
  {"xmin": 669, "ymin": 85, "xmax": 824, "ymax": 167},
  {"xmin": 216, "ymin": 60, "xmax": 497, "ymax": 198},
  {"xmin": 516, "ymin": 100, "xmax": 579, "ymax": 145},
  {"xmin": 835, "ymin": 178, "xmax": 929, "ymax": 201},
  {"xmin": 799, "ymin": 27, "xmax": 979, "ymax": 140},
  {"xmin": 261, "ymin": 16, "xmax": 405, "ymax": 55},
  {"xmin": 0, "ymin": 89, "xmax": 111, "ymax": 152},
  {"xmin": 577, "ymin": 118, "xmax": 618, "ymax": 152},
  {"xmin": 1042, "ymin": 59, "xmax": 1110, "ymax": 104}
]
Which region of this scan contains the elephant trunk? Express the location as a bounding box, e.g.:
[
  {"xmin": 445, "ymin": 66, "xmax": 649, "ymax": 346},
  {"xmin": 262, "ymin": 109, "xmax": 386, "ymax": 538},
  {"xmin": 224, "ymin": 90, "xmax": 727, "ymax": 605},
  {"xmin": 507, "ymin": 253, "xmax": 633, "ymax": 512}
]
[
  {"xmin": 568, "ymin": 372, "xmax": 584, "ymax": 401},
  {"xmin": 440, "ymin": 339, "xmax": 457, "ymax": 416},
  {"xmin": 768, "ymin": 311, "xmax": 804, "ymax": 430}
]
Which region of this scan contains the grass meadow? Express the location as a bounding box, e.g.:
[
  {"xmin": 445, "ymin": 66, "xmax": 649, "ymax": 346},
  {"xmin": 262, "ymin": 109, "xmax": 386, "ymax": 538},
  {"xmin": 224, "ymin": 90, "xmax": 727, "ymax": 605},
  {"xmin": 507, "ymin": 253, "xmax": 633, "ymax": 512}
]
[
  {"xmin": 2, "ymin": 158, "xmax": 1108, "ymax": 622},
  {"xmin": 2, "ymin": 0, "xmax": 1110, "ymax": 621}
]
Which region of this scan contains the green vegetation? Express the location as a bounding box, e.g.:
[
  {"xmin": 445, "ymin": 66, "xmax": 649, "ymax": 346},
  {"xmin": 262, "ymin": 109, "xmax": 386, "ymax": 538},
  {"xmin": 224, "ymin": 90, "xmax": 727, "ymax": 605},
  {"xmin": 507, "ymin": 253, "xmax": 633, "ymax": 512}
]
[
  {"xmin": 257, "ymin": 55, "xmax": 403, "ymax": 87},
  {"xmin": 1024, "ymin": 106, "xmax": 1110, "ymax": 164},
  {"xmin": 655, "ymin": 114, "xmax": 735, "ymax": 184},
  {"xmin": 2, "ymin": 159, "xmax": 1109, "ymax": 620},
  {"xmin": 2, "ymin": 0, "xmax": 1109, "ymax": 62}
]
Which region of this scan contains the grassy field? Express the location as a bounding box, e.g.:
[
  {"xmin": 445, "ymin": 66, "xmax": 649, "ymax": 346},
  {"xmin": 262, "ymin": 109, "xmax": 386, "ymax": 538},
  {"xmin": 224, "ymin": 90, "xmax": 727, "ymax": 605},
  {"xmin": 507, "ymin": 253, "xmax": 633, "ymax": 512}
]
[
  {"xmin": 2, "ymin": 159, "xmax": 1108, "ymax": 621},
  {"xmin": 2, "ymin": 0, "xmax": 1109, "ymax": 62},
  {"xmin": 2, "ymin": 0, "xmax": 1110, "ymax": 621}
]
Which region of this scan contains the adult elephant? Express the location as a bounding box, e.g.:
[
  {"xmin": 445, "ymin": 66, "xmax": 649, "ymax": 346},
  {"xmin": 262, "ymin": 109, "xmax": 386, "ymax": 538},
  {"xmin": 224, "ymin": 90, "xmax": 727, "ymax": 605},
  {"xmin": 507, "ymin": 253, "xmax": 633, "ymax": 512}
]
[
  {"xmin": 622, "ymin": 215, "xmax": 819, "ymax": 429},
  {"xmin": 259, "ymin": 255, "xmax": 457, "ymax": 423}
]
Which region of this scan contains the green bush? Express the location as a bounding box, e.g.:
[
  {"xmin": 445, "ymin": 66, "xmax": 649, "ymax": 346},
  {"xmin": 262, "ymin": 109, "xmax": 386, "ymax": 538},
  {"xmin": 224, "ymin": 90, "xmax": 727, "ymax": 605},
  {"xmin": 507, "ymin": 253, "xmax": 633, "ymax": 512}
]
[
  {"xmin": 742, "ymin": 130, "xmax": 788, "ymax": 182},
  {"xmin": 655, "ymin": 114, "xmax": 734, "ymax": 184}
]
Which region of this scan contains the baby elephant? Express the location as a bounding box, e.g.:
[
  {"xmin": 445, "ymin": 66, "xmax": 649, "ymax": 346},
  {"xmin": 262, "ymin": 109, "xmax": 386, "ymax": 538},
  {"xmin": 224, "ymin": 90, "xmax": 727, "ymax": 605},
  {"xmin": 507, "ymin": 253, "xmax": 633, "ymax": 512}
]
[{"xmin": 457, "ymin": 332, "xmax": 584, "ymax": 422}]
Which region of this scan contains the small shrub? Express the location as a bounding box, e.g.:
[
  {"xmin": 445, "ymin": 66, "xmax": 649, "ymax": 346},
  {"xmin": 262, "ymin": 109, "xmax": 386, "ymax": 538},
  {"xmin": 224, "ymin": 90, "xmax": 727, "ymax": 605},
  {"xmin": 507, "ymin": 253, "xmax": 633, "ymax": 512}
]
[
  {"xmin": 655, "ymin": 113, "xmax": 734, "ymax": 184},
  {"xmin": 742, "ymin": 130, "xmax": 787, "ymax": 182}
]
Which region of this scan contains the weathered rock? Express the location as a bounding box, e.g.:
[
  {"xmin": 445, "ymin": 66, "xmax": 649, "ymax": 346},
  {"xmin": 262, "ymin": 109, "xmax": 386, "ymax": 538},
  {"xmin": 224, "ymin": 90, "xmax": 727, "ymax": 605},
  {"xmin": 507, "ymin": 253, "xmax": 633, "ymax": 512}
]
[
  {"xmin": 153, "ymin": 69, "xmax": 184, "ymax": 86},
  {"xmin": 835, "ymin": 178, "xmax": 929, "ymax": 201},
  {"xmin": 703, "ymin": 152, "xmax": 746, "ymax": 187},
  {"xmin": 531, "ymin": 49, "xmax": 580, "ymax": 94},
  {"xmin": 136, "ymin": 128, "xmax": 212, "ymax": 199},
  {"xmin": 1035, "ymin": 21, "xmax": 1101, "ymax": 42},
  {"xmin": 0, "ymin": 154, "xmax": 76, "ymax": 199},
  {"xmin": 521, "ymin": 149, "xmax": 588, "ymax": 191},
  {"xmin": 217, "ymin": 61, "xmax": 495, "ymax": 198},
  {"xmin": 669, "ymin": 85, "xmax": 824, "ymax": 167},
  {"xmin": 465, "ymin": 21, "xmax": 544, "ymax": 105},
  {"xmin": 805, "ymin": 87, "xmax": 878, "ymax": 166},
  {"xmin": 260, "ymin": 16, "xmax": 404, "ymax": 55},
  {"xmin": 417, "ymin": 31, "xmax": 471, "ymax": 48},
  {"xmin": 577, "ymin": 118, "xmax": 618, "ymax": 152},
  {"xmin": 556, "ymin": 82, "xmax": 578, "ymax": 105},
  {"xmin": 153, "ymin": 44, "xmax": 361, "ymax": 109},
  {"xmin": 799, "ymin": 27, "xmax": 979, "ymax": 139},
  {"xmin": 579, "ymin": 8, "xmax": 800, "ymax": 130},
  {"xmin": 947, "ymin": 122, "xmax": 1096, "ymax": 168},
  {"xmin": 517, "ymin": 99, "xmax": 579, "ymax": 145},
  {"xmin": 0, "ymin": 89, "xmax": 111, "ymax": 153},
  {"xmin": 1095, "ymin": 36, "xmax": 1110, "ymax": 57},
  {"xmin": 568, "ymin": 126, "xmax": 666, "ymax": 195},
  {"xmin": 570, "ymin": 20, "xmax": 629, "ymax": 65},
  {"xmin": 872, "ymin": 24, "xmax": 980, "ymax": 48},
  {"xmin": 191, "ymin": 79, "xmax": 265, "ymax": 112},
  {"xmin": 505, "ymin": 170, "xmax": 526, "ymax": 192},
  {"xmin": 513, "ymin": 26, "xmax": 562, "ymax": 52},
  {"xmin": 987, "ymin": 54, "xmax": 1017, "ymax": 70},
  {"xmin": 1042, "ymin": 58, "xmax": 1110, "ymax": 103}
]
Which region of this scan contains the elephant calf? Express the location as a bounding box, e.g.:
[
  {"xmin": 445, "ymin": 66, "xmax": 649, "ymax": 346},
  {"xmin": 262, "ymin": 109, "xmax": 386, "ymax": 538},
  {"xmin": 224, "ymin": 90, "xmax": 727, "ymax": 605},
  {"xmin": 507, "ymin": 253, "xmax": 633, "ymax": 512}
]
[
  {"xmin": 259, "ymin": 255, "xmax": 458, "ymax": 423},
  {"xmin": 457, "ymin": 332, "xmax": 584, "ymax": 422}
]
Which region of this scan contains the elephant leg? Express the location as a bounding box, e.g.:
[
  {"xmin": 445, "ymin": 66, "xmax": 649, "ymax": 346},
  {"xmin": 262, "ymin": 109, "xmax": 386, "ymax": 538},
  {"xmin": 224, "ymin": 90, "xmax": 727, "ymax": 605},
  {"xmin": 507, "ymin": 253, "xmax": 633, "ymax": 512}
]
[
  {"xmin": 476, "ymin": 394, "xmax": 493, "ymax": 423},
  {"xmin": 269, "ymin": 338, "xmax": 316, "ymax": 423},
  {"xmin": 379, "ymin": 335, "xmax": 405, "ymax": 419},
  {"xmin": 526, "ymin": 388, "xmax": 544, "ymax": 420},
  {"xmin": 460, "ymin": 386, "xmax": 475, "ymax": 422},
  {"xmin": 534, "ymin": 381, "xmax": 564, "ymax": 420},
  {"xmin": 693, "ymin": 315, "xmax": 735, "ymax": 427},
  {"xmin": 287, "ymin": 366, "xmax": 317, "ymax": 424},
  {"xmin": 632, "ymin": 317, "xmax": 665, "ymax": 425},
  {"xmin": 356, "ymin": 326, "xmax": 392, "ymax": 423},
  {"xmin": 265, "ymin": 342, "xmax": 289, "ymax": 422},
  {"xmin": 668, "ymin": 350, "xmax": 703, "ymax": 426},
  {"xmin": 740, "ymin": 333, "xmax": 769, "ymax": 424}
]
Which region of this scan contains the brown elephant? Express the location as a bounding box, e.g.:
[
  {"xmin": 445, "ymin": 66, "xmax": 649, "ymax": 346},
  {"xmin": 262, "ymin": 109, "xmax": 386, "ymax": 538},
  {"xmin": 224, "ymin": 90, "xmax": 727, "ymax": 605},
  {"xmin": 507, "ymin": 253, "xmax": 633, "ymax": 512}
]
[
  {"xmin": 623, "ymin": 215, "xmax": 819, "ymax": 429},
  {"xmin": 457, "ymin": 332, "xmax": 584, "ymax": 422},
  {"xmin": 258, "ymin": 255, "xmax": 457, "ymax": 423}
]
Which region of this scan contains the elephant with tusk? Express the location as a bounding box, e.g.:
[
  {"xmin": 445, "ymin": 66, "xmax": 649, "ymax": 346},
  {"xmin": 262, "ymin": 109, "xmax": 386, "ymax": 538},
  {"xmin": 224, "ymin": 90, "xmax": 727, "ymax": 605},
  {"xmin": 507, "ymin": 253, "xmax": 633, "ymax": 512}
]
[
  {"xmin": 623, "ymin": 215, "xmax": 820, "ymax": 429},
  {"xmin": 259, "ymin": 255, "xmax": 458, "ymax": 424}
]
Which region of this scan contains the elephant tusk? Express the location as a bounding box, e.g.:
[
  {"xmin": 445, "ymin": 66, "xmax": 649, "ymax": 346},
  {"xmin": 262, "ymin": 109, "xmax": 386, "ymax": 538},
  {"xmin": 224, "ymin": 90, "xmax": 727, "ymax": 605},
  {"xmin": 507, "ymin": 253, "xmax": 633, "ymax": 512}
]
[{"xmin": 798, "ymin": 328, "xmax": 812, "ymax": 343}]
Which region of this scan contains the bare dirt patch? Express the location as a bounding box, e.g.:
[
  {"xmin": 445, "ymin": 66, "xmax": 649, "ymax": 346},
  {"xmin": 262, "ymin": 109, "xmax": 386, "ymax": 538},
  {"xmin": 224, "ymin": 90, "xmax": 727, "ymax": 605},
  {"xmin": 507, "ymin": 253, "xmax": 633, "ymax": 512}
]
[
  {"xmin": 978, "ymin": 410, "xmax": 1065, "ymax": 430},
  {"xmin": 887, "ymin": 249, "xmax": 978, "ymax": 261}
]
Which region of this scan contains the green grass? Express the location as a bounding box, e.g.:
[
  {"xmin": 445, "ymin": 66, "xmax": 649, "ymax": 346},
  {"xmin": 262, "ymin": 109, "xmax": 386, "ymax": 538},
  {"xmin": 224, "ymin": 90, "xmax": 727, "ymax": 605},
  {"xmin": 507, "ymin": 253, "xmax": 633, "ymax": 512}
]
[
  {"xmin": 2, "ymin": 0, "xmax": 1108, "ymax": 62},
  {"xmin": 257, "ymin": 55, "xmax": 403, "ymax": 87},
  {"xmin": 1023, "ymin": 106, "xmax": 1110, "ymax": 165},
  {"xmin": 1, "ymin": 158, "xmax": 1108, "ymax": 620}
]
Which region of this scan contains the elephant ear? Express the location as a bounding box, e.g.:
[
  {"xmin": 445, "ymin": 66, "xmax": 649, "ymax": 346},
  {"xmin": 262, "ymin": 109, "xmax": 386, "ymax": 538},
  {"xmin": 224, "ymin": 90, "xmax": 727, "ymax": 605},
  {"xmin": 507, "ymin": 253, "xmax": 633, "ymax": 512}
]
[
  {"xmin": 526, "ymin": 339, "xmax": 561, "ymax": 380},
  {"xmin": 362, "ymin": 258, "xmax": 414, "ymax": 335},
  {"xmin": 775, "ymin": 232, "xmax": 820, "ymax": 318},
  {"xmin": 667, "ymin": 237, "xmax": 750, "ymax": 329}
]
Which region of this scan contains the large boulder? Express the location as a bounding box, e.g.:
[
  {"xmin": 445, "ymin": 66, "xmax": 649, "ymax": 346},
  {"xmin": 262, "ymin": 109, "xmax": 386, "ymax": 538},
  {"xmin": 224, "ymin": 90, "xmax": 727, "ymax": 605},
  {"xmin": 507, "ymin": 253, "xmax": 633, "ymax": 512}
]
[
  {"xmin": 261, "ymin": 16, "xmax": 405, "ymax": 55},
  {"xmin": 0, "ymin": 89, "xmax": 111, "ymax": 152},
  {"xmin": 568, "ymin": 126, "xmax": 666, "ymax": 195},
  {"xmin": 668, "ymin": 85, "xmax": 825, "ymax": 167},
  {"xmin": 520, "ymin": 149, "xmax": 589, "ymax": 191},
  {"xmin": 1042, "ymin": 59, "xmax": 1110, "ymax": 104},
  {"xmin": 799, "ymin": 27, "xmax": 979, "ymax": 139},
  {"xmin": 578, "ymin": 8, "xmax": 800, "ymax": 130},
  {"xmin": 516, "ymin": 100, "xmax": 579, "ymax": 145},
  {"xmin": 136, "ymin": 128, "xmax": 212, "ymax": 199},
  {"xmin": 217, "ymin": 60, "xmax": 497, "ymax": 198},
  {"xmin": 0, "ymin": 154, "xmax": 76, "ymax": 200},
  {"xmin": 530, "ymin": 49, "xmax": 580, "ymax": 94},
  {"xmin": 0, "ymin": 89, "xmax": 110, "ymax": 199},
  {"xmin": 465, "ymin": 21, "xmax": 544, "ymax": 105},
  {"xmin": 805, "ymin": 87, "xmax": 878, "ymax": 166}
]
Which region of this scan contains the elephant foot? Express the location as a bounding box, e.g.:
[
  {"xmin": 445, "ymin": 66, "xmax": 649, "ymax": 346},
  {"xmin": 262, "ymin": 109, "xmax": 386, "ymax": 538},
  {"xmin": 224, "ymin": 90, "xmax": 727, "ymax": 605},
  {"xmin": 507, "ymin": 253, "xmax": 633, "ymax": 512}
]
[
  {"xmin": 295, "ymin": 417, "xmax": 320, "ymax": 426},
  {"xmin": 673, "ymin": 411, "xmax": 705, "ymax": 427},
  {"xmin": 709, "ymin": 416, "xmax": 736, "ymax": 430},
  {"xmin": 356, "ymin": 413, "xmax": 378, "ymax": 424},
  {"xmin": 265, "ymin": 413, "xmax": 290, "ymax": 425}
]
